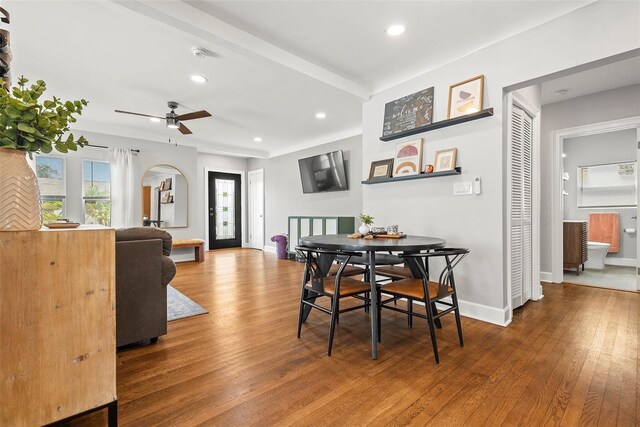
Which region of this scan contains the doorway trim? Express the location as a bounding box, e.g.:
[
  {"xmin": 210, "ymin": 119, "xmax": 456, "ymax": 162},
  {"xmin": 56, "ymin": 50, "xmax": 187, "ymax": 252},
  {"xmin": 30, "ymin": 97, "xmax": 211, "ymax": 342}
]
[
  {"xmin": 247, "ymin": 169, "xmax": 265, "ymax": 250},
  {"xmin": 203, "ymin": 167, "xmax": 247, "ymax": 250},
  {"xmin": 506, "ymin": 90, "xmax": 543, "ymax": 321},
  {"xmin": 550, "ymin": 115, "xmax": 640, "ymax": 284}
]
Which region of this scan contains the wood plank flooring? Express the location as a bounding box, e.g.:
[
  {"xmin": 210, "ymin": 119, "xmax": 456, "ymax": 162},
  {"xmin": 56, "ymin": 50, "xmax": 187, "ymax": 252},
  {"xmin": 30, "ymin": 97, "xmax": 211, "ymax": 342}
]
[{"xmin": 72, "ymin": 249, "xmax": 638, "ymax": 426}]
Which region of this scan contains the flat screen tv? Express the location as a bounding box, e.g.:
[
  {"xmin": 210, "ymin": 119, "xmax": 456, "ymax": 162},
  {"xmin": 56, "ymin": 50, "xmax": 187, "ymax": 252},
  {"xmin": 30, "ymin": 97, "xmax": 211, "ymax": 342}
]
[{"xmin": 298, "ymin": 150, "xmax": 348, "ymax": 194}]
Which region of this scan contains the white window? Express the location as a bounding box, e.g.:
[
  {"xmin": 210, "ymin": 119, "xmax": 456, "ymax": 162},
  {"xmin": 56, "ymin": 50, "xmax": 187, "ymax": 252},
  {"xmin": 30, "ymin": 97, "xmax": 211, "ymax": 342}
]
[
  {"xmin": 35, "ymin": 156, "xmax": 66, "ymax": 222},
  {"xmin": 83, "ymin": 160, "xmax": 111, "ymax": 226}
]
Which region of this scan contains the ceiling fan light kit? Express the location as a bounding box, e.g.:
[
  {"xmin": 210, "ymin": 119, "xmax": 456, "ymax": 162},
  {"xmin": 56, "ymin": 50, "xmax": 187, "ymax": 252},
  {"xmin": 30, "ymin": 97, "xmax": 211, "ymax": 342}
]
[{"xmin": 115, "ymin": 100, "xmax": 211, "ymax": 135}]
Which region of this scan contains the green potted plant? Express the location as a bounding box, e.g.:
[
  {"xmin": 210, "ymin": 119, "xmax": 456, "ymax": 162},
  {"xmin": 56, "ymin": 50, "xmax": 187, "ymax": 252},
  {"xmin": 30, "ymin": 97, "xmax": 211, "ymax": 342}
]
[
  {"xmin": 0, "ymin": 77, "xmax": 88, "ymax": 231},
  {"xmin": 358, "ymin": 213, "xmax": 374, "ymax": 234}
]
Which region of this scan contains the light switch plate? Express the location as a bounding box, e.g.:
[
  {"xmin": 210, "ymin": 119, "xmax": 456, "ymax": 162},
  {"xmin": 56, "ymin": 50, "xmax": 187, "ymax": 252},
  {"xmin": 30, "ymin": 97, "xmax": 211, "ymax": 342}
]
[{"xmin": 453, "ymin": 181, "xmax": 473, "ymax": 196}]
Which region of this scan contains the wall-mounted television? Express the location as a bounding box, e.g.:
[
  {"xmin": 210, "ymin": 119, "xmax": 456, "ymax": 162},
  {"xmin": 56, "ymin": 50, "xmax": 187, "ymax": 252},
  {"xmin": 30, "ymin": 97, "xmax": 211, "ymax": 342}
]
[{"xmin": 298, "ymin": 150, "xmax": 348, "ymax": 194}]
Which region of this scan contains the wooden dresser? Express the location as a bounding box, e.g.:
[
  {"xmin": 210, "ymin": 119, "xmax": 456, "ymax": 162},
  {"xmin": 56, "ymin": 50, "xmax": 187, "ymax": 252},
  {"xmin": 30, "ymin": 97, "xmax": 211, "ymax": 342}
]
[
  {"xmin": 0, "ymin": 227, "xmax": 117, "ymax": 426},
  {"xmin": 563, "ymin": 220, "xmax": 588, "ymax": 275}
]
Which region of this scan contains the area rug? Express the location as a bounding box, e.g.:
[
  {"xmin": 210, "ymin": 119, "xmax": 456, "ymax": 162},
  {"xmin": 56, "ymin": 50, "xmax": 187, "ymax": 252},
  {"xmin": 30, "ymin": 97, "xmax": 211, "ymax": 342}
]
[{"xmin": 167, "ymin": 285, "xmax": 208, "ymax": 321}]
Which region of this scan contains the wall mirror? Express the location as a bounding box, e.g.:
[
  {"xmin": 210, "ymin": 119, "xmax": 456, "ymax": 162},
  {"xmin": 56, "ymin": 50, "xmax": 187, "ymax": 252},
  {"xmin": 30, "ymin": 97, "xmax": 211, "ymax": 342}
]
[
  {"xmin": 577, "ymin": 161, "xmax": 637, "ymax": 208},
  {"xmin": 142, "ymin": 165, "xmax": 188, "ymax": 228}
]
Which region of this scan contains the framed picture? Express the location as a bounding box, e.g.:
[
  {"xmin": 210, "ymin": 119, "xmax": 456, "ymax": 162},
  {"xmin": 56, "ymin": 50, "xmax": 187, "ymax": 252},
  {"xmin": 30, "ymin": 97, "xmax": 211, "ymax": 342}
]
[
  {"xmin": 448, "ymin": 75, "xmax": 484, "ymax": 119},
  {"xmin": 368, "ymin": 159, "xmax": 394, "ymax": 180},
  {"xmin": 159, "ymin": 181, "xmax": 165, "ymax": 191},
  {"xmin": 382, "ymin": 87, "xmax": 434, "ymax": 137},
  {"xmin": 394, "ymin": 138, "xmax": 423, "ymax": 176},
  {"xmin": 161, "ymin": 192, "xmax": 170, "ymax": 203},
  {"xmin": 163, "ymin": 177, "xmax": 172, "ymax": 191},
  {"xmin": 434, "ymin": 148, "xmax": 457, "ymax": 172}
]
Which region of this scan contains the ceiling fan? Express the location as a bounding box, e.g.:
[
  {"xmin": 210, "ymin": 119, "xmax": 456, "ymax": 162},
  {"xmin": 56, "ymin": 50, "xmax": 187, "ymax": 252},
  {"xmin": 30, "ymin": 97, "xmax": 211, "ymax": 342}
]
[{"xmin": 114, "ymin": 101, "xmax": 211, "ymax": 135}]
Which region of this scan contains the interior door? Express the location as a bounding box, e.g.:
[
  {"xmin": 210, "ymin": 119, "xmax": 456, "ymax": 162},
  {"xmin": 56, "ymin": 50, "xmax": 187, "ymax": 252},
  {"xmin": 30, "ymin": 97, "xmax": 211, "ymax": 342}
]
[
  {"xmin": 208, "ymin": 172, "xmax": 242, "ymax": 249},
  {"xmin": 248, "ymin": 170, "xmax": 264, "ymax": 250},
  {"xmin": 511, "ymin": 106, "xmax": 533, "ymax": 308},
  {"xmin": 637, "ymin": 128, "xmax": 640, "ymax": 291}
]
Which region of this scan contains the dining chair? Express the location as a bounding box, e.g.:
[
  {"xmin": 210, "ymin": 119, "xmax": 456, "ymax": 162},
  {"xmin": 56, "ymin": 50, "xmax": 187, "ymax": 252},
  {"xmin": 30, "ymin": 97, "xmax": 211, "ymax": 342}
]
[
  {"xmin": 379, "ymin": 248, "xmax": 469, "ymax": 364},
  {"xmin": 295, "ymin": 246, "xmax": 371, "ymax": 356},
  {"xmin": 375, "ymin": 264, "xmax": 413, "ymax": 280}
]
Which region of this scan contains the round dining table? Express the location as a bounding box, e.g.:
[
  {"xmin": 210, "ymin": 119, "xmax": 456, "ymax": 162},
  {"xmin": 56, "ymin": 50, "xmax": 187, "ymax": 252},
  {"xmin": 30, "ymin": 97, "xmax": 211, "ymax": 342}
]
[{"xmin": 298, "ymin": 234, "xmax": 446, "ymax": 359}]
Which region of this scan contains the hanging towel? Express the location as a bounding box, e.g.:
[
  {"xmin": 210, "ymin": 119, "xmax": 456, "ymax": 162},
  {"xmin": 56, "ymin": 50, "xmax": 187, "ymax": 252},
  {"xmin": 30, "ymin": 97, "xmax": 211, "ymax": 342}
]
[{"xmin": 588, "ymin": 212, "xmax": 620, "ymax": 253}]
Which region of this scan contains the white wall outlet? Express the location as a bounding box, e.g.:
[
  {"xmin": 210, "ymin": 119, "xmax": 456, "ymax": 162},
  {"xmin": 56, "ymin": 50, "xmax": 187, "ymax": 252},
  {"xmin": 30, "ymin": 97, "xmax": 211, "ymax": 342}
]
[{"xmin": 453, "ymin": 181, "xmax": 473, "ymax": 196}]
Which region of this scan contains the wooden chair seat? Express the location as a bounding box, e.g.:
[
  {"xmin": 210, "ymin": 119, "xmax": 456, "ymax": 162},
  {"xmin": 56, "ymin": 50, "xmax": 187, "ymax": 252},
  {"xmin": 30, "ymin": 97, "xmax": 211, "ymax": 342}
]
[
  {"xmin": 375, "ymin": 265, "xmax": 413, "ymax": 280},
  {"xmin": 305, "ymin": 277, "xmax": 370, "ymax": 297},
  {"xmin": 382, "ymin": 278, "xmax": 453, "ymax": 300},
  {"xmin": 328, "ymin": 264, "xmax": 365, "ymax": 277}
]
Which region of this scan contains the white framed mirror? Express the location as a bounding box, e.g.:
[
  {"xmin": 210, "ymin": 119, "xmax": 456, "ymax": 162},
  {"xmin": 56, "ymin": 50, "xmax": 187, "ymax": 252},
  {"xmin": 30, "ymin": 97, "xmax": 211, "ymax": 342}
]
[
  {"xmin": 577, "ymin": 161, "xmax": 637, "ymax": 208},
  {"xmin": 142, "ymin": 164, "xmax": 188, "ymax": 228}
]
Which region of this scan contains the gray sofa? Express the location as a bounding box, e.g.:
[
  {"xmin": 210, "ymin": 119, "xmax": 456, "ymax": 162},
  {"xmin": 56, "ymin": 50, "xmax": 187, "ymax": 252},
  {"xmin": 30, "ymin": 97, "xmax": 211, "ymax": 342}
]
[{"xmin": 115, "ymin": 227, "xmax": 176, "ymax": 347}]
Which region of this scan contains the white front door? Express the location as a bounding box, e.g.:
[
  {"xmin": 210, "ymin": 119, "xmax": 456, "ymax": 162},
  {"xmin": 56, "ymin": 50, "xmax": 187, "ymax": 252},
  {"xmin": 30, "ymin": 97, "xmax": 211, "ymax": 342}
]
[{"xmin": 248, "ymin": 169, "xmax": 264, "ymax": 250}]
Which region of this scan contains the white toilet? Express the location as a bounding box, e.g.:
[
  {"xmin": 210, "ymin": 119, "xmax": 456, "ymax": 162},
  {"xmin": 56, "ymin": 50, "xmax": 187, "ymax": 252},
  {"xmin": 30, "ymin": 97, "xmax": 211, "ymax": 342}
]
[{"xmin": 585, "ymin": 242, "xmax": 610, "ymax": 270}]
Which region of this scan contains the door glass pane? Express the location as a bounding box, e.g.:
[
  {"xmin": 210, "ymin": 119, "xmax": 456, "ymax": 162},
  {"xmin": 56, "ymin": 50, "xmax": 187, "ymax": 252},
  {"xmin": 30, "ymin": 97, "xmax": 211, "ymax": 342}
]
[{"xmin": 215, "ymin": 179, "xmax": 235, "ymax": 239}]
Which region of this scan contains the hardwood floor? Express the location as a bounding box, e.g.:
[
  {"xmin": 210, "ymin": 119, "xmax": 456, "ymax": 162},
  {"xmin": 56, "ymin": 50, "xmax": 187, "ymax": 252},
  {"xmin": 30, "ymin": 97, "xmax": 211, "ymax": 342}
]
[{"xmin": 75, "ymin": 249, "xmax": 638, "ymax": 426}]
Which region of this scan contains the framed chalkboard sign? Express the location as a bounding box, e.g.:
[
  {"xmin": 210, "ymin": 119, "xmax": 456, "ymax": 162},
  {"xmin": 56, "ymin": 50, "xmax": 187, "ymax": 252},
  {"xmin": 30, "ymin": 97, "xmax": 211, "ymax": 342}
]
[{"xmin": 382, "ymin": 87, "xmax": 434, "ymax": 138}]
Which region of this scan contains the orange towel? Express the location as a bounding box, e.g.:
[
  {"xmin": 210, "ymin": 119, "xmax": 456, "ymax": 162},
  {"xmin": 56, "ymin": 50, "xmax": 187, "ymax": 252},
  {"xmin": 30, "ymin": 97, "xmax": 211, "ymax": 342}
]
[{"xmin": 588, "ymin": 213, "xmax": 619, "ymax": 253}]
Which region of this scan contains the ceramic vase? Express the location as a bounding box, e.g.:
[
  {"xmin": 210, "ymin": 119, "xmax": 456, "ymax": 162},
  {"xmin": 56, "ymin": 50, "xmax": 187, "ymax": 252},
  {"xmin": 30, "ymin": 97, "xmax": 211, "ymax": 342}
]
[
  {"xmin": 0, "ymin": 148, "xmax": 42, "ymax": 231},
  {"xmin": 358, "ymin": 224, "xmax": 370, "ymax": 234}
]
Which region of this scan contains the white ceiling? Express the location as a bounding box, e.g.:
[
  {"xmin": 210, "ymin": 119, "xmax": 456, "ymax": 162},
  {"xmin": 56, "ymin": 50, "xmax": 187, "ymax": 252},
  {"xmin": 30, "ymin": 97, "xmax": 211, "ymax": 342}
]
[
  {"xmin": 6, "ymin": 1, "xmax": 593, "ymax": 157},
  {"xmin": 187, "ymin": 0, "xmax": 592, "ymax": 93},
  {"xmin": 541, "ymin": 55, "xmax": 640, "ymax": 105}
]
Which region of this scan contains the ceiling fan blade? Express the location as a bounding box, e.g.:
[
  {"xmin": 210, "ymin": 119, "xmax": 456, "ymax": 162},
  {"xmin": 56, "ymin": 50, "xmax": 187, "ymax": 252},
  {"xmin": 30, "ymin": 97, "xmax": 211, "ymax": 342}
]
[
  {"xmin": 175, "ymin": 110, "xmax": 212, "ymax": 121},
  {"xmin": 114, "ymin": 110, "xmax": 164, "ymax": 119},
  {"xmin": 178, "ymin": 123, "xmax": 193, "ymax": 135}
]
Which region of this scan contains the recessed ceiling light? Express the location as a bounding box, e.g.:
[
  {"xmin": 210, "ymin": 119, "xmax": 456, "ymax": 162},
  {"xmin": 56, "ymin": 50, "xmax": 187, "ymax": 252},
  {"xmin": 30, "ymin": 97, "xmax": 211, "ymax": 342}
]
[
  {"xmin": 150, "ymin": 117, "xmax": 162, "ymax": 123},
  {"xmin": 191, "ymin": 74, "xmax": 208, "ymax": 84},
  {"xmin": 562, "ymin": 153, "xmax": 567, "ymax": 158},
  {"xmin": 254, "ymin": 137, "xmax": 262, "ymax": 142},
  {"xmin": 315, "ymin": 112, "xmax": 326, "ymax": 119},
  {"xmin": 386, "ymin": 24, "xmax": 406, "ymax": 36}
]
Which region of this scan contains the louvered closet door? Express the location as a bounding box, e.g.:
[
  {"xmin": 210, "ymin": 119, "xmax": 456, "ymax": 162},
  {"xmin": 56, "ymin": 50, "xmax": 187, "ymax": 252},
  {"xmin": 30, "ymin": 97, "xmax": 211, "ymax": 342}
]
[{"xmin": 511, "ymin": 106, "xmax": 533, "ymax": 309}]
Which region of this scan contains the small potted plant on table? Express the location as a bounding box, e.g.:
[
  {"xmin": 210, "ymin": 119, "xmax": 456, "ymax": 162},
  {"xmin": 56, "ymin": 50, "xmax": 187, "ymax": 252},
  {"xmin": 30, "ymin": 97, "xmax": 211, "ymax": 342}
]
[{"xmin": 358, "ymin": 214, "xmax": 374, "ymax": 235}]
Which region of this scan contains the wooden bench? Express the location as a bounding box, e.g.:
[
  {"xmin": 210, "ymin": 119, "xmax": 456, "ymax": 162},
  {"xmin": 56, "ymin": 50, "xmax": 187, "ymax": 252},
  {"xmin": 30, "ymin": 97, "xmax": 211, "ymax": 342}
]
[{"xmin": 172, "ymin": 239, "xmax": 205, "ymax": 262}]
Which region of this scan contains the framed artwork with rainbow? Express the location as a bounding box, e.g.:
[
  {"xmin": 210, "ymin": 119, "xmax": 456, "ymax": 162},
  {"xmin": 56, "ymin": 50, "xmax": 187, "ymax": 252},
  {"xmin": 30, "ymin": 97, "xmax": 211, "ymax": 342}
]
[{"xmin": 393, "ymin": 138, "xmax": 423, "ymax": 176}]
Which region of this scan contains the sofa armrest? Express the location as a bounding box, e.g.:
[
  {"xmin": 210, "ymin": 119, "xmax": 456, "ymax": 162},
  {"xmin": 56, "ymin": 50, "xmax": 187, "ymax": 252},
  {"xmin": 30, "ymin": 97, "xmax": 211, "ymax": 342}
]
[{"xmin": 116, "ymin": 239, "xmax": 166, "ymax": 347}]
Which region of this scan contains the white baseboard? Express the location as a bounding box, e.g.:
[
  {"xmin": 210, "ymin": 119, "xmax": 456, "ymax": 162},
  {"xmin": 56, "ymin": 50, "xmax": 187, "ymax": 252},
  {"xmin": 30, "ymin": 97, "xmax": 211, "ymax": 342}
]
[
  {"xmin": 456, "ymin": 299, "xmax": 512, "ymax": 327},
  {"xmin": 540, "ymin": 271, "xmax": 554, "ymax": 283},
  {"xmin": 263, "ymin": 245, "xmax": 277, "ymax": 254},
  {"xmin": 605, "ymin": 257, "xmax": 636, "ymax": 267},
  {"xmin": 401, "ymin": 295, "xmax": 511, "ymax": 327}
]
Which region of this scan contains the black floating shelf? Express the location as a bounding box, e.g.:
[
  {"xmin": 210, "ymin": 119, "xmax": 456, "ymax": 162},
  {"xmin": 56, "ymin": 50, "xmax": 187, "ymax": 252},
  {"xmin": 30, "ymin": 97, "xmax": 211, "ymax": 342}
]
[
  {"xmin": 362, "ymin": 167, "xmax": 461, "ymax": 185},
  {"xmin": 380, "ymin": 108, "xmax": 493, "ymax": 142}
]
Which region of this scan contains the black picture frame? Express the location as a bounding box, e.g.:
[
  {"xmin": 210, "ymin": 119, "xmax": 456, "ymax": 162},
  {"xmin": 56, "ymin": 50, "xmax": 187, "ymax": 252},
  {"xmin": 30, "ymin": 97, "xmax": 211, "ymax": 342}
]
[
  {"xmin": 163, "ymin": 177, "xmax": 172, "ymax": 191},
  {"xmin": 368, "ymin": 159, "xmax": 394, "ymax": 180}
]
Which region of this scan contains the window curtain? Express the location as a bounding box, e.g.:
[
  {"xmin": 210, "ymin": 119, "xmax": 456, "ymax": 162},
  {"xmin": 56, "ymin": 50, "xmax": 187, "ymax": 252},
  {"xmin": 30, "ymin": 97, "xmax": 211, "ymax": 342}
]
[{"xmin": 109, "ymin": 148, "xmax": 134, "ymax": 228}]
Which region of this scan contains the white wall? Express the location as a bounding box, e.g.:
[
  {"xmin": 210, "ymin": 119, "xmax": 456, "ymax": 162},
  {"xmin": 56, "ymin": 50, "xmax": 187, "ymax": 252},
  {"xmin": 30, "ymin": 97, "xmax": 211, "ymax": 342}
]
[
  {"xmin": 247, "ymin": 135, "xmax": 362, "ymax": 249},
  {"xmin": 361, "ymin": 1, "xmax": 639, "ymax": 325},
  {"xmin": 42, "ymin": 131, "xmax": 249, "ymax": 261},
  {"xmin": 41, "ymin": 131, "xmax": 197, "ymax": 236},
  {"xmin": 540, "ymin": 84, "xmax": 640, "ymax": 272},
  {"xmin": 563, "ymin": 129, "xmax": 637, "ymax": 260}
]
